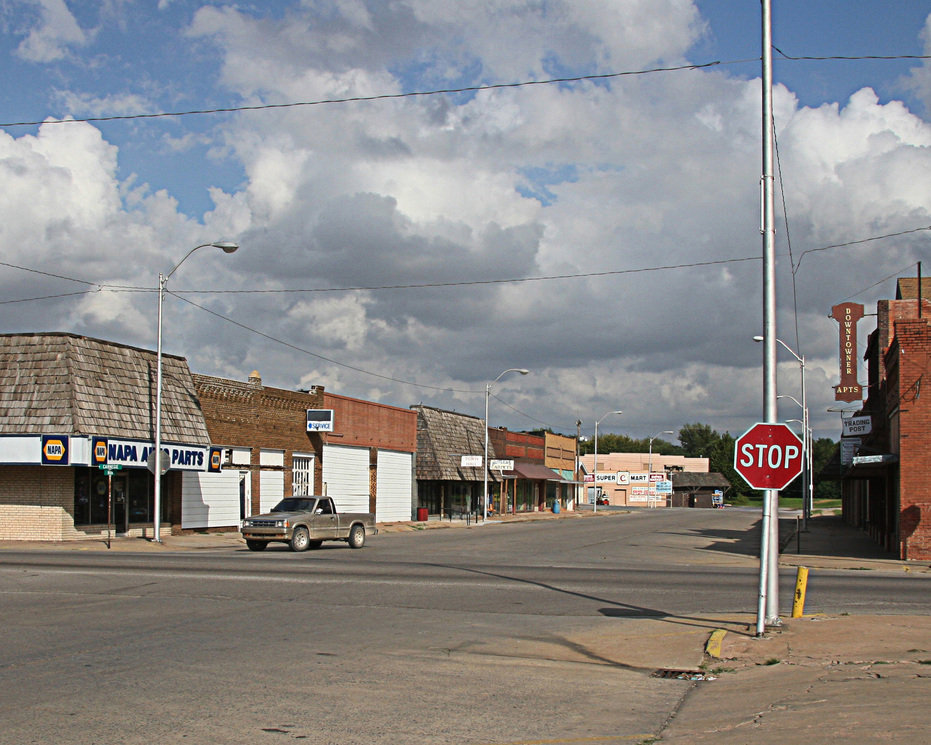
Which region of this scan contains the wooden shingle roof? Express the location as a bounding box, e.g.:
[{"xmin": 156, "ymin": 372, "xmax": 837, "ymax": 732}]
[
  {"xmin": 670, "ymin": 471, "xmax": 731, "ymax": 489},
  {"xmin": 411, "ymin": 404, "xmax": 495, "ymax": 481},
  {"xmin": 0, "ymin": 332, "xmax": 209, "ymax": 444}
]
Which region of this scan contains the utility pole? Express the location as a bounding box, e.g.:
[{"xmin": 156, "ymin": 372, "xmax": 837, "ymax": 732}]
[{"xmin": 758, "ymin": 0, "xmax": 780, "ymax": 634}]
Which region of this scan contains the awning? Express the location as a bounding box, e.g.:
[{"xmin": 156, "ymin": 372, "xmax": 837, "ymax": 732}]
[{"xmin": 504, "ymin": 463, "xmax": 563, "ymax": 481}]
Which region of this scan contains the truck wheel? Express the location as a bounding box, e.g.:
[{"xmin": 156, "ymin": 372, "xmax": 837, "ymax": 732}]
[
  {"xmin": 290, "ymin": 527, "xmax": 311, "ymax": 552},
  {"xmin": 348, "ymin": 524, "xmax": 365, "ymax": 549},
  {"xmin": 245, "ymin": 540, "xmax": 267, "ymax": 551}
]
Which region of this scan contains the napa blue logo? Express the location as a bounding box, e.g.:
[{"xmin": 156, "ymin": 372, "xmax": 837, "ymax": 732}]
[
  {"xmin": 208, "ymin": 447, "xmax": 223, "ymax": 473},
  {"xmin": 92, "ymin": 437, "xmax": 108, "ymax": 465},
  {"xmin": 41, "ymin": 435, "xmax": 70, "ymax": 465}
]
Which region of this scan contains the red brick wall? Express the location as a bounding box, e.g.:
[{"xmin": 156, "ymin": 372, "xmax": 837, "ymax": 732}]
[
  {"xmin": 194, "ymin": 374, "xmax": 326, "ymax": 511},
  {"xmin": 194, "ymin": 375, "xmax": 416, "ymax": 516},
  {"xmin": 887, "ymin": 319, "xmax": 931, "ymax": 559},
  {"xmin": 323, "ymin": 393, "xmax": 416, "ymax": 452}
]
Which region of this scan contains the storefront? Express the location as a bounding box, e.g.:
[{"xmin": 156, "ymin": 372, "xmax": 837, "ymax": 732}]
[{"xmin": 0, "ymin": 332, "xmax": 214, "ymax": 540}]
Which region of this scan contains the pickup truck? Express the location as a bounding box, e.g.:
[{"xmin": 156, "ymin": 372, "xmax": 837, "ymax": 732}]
[{"xmin": 240, "ymin": 496, "xmax": 376, "ymax": 551}]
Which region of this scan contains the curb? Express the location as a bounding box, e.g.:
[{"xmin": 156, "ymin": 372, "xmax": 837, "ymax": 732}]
[{"xmin": 705, "ymin": 628, "xmax": 727, "ymax": 658}]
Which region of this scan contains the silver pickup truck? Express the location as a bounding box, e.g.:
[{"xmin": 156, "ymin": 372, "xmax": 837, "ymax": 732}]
[{"xmin": 241, "ymin": 496, "xmax": 376, "ymax": 551}]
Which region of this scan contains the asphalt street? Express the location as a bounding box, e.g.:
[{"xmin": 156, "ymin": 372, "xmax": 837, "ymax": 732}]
[{"xmin": 1, "ymin": 509, "xmax": 927, "ymax": 745}]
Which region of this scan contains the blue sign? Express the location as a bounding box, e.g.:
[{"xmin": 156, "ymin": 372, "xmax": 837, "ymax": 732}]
[{"xmin": 41, "ymin": 435, "xmax": 70, "ymax": 466}]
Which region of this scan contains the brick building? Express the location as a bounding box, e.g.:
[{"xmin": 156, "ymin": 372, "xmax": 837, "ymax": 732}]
[
  {"xmin": 193, "ymin": 374, "xmax": 418, "ymax": 524},
  {"xmin": 0, "ymin": 332, "xmax": 418, "ymax": 542},
  {"xmin": 488, "ymin": 428, "xmax": 567, "ymax": 512},
  {"xmin": 579, "ymin": 452, "xmax": 714, "ymax": 507},
  {"xmin": 840, "ymin": 279, "xmax": 931, "ymax": 559}
]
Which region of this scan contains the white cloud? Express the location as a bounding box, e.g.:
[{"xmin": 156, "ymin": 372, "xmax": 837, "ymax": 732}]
[
  {"xmin": 3, "ymin": 1, "xmax": 931, "ymax": 441},
  {"xmin": 14, "ymin": 0, "xmax": 88, "ymax": 62}
]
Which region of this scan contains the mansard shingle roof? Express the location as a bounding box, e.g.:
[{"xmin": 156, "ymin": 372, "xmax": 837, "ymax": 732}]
[
  {"xmin": 0, "ymin": 332, "xmax": 209, "ymax": 444},
  {"xmin": 411, "ymin": 404, "xmax": 495, "ymax": 481}
]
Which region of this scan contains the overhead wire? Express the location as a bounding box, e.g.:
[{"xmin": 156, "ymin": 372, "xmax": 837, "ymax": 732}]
[{"xmin": 0, "ymin": 60, "xmax": 734, "ymax": 129}]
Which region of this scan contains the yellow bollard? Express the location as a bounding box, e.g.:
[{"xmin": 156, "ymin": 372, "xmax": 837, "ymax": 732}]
[{"xmin": 792, "ymin": 566, "xmax": 809, "ymax": 618}]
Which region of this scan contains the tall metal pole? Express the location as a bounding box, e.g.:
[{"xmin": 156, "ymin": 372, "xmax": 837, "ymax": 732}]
[
  {"xmin": 759, "ymin": 0, "xmax": 780, "ymax": 634},
  {"xmin": 153, "ymin": 272, "xmax": 167, "ymax": 542},
  {"xmin": 593, "ymin": 411, "xmax": 622, "ymax": 512},
  {"xmin": 153, "ymin": 241, "xmax": 238, "ymax": 542},
  {"xmin": 593, "ymin": 419, "xmax": 599, "ymax": 514},
  {"xmin": 482, "ymin": 368, "xmax": 529, "ymax": 521},
  {"xmin": 483, "ymin": 382, "xmax": 490, "ymax": 520}
]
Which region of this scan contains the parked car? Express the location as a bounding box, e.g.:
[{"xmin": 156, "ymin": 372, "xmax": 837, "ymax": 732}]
[{"xmin": 240, "ymin": 496, "xmax": 376, "ymax": 551}]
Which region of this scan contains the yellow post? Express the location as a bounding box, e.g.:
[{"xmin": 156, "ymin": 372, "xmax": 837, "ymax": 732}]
[{"xmin": 791, "ymin": 566, "xmax": 809, "ymax": 618}]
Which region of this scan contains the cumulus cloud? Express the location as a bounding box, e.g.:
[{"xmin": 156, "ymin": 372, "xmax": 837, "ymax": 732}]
[
  {"xmin": 2, "ymin": 1, "xmax": 930, "ymax": 441},
  {"xmin": 14, "ymin": 0, "xmax": 89, "ymax": 62}
]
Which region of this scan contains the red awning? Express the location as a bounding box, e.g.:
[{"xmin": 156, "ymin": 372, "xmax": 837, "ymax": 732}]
[{"xmin": 504, "ymin": 463, "xmax": 563, "ymax": 481}]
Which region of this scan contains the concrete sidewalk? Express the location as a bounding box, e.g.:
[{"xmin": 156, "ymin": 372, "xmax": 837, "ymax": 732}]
[
  {"xmin": 2, "ymin": 510, "xmax": 928, "ymax": 743},
  {"xmin": 653, "ymin": 514, "xmax": 931, "ymax": 743}
]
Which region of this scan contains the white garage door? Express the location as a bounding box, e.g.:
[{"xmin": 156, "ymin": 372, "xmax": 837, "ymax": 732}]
[
  {"xmin": 182, "ymin": 471, "xmax": 241, "ymax": 529},
  {"xmin": 259, "ymin": 470, "xmax": 284, "ymax": 513},
  {"xmin": 322, "ymin": 444, "xmax": 370, "ymax": 513},
  {"xmin": 376, "ymin": 450, "xmax": 414, "ymax": 523}
]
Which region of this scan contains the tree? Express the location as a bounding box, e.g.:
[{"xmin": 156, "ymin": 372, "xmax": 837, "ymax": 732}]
[
  {"xmin": 812, "ymin": 438, "xmax": 841, "ymax": 500},
  {"xmin": 678, "ymin": 423, "xmax": 720, "ymax": 458}
]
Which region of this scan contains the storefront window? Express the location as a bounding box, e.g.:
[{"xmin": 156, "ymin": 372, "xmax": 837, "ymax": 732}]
[{"xmin": 73, "ymin": 468, "xmax": 156, "ymax": 526}]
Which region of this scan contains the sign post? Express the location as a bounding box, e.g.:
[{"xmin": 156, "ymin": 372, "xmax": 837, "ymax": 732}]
[{"xmin": 99, "ymin": 464, "xmax": 122, "ymax": 549}]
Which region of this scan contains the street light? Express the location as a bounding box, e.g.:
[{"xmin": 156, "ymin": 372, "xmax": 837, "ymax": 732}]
[
  {"xmin": 754, "ymin": 333, "xmax": 805, "ymax": 628},
  {"xmin": 648, "ymin": 430, "xmax": 675, "ymax": 473},
  {"xmin": 756, "ymin": 335, "xmax": 810, "ymax": 528},
  {"xmin": 593, "ymin": 410, "xmax": 622, "ymax": 513},
  {"xmin": 780, "ymin": 395, "xmax": 813, "ymax": 531},
  {"xmin": 483, "ymin": 368, "xmax": 529, "ymax": 521},
  {"xmin": 153, "ymin": 241, "xmax": 238, "ymax": 542}
]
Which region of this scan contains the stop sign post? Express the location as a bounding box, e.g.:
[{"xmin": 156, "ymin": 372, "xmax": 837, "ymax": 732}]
[{"xmin": 734, "ymin": 422, "xmax": 804, "ymax": 490}]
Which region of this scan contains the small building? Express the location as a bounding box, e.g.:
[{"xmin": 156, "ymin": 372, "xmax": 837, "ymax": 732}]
[
  {"xmin": 194, "ymin": 373, "xmax": 418, "ymax": 524},
  {"xmin": 579, "ymin": 452, "xmax": 712, "ymax": 507},
  {"xmin": 669, "ymin": 472, "xmax": 731, "ymax": 508},
  {"xmin": 0, "ymin": 333, "xmax": 211, "ymax": 540},
  {"xmin": 489, "ymin": 428, "xmax": 567, "ymax": 512},
  {"xmin": 412, "ymin": 405, "xmax": 491, "ymax": 516}
]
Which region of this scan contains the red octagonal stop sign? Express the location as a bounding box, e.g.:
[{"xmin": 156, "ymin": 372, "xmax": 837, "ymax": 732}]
[{"xmin": 734, "ymin": 422, "xmax": 804, "ymax": 490}]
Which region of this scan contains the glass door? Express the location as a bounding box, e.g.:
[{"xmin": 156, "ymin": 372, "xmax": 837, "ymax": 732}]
[{"xmin": 111, "ymin": 474, "xmax": 129, "ymax": 534}]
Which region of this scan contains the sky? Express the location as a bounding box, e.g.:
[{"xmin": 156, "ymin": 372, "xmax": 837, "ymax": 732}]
[{"xmin": 1, "ymin": 0, "xmax": 930, "ymax": 448}]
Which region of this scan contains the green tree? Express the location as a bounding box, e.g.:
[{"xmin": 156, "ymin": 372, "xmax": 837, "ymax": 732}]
[
  {"xmin": 678, "ymin": 423, "xmax": 719, "ymax": 458},
  {"xmin": 812, "ymin": 437, "xmax": 841, "ymax": 500}
]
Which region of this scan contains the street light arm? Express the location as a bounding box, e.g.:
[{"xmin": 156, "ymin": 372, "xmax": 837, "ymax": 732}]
[
  {"xmin": 491, "ymin": 367, "xmax": 529, "ymax": 387},
  {"xmin": 754, "ymin": 334, "xmax": 803, "ymax": 365},
  {"xmin": 777, "ymin": 393, "xmax": 803, "ymax": 409},
  {"xmin": 164, "ymin": 241, "xmax": 239, "ymax": 282},
  {"xmin": 483, "ymin": 367, "xmax": 530, "ymax": 521}
]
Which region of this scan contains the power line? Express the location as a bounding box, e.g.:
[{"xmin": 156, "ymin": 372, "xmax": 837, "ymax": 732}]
[
  {"xmin": 1, "ymin": 225, "xmax": 925, "ymax": 303},
  {"xmin": 774, "ymin": 47, "xmax": 931, "ymax": 62},
  {"xmin": 170, "ymin": 290, "xmax": 479, "ymax": 395},
  {"xmin": 1, "ymin": 48, "xmax": 925, "ymax": 130},
  {"xmin": 173, "ymin": 255, "xmax": 760, "ymax": 295},
  {"xmin": 0, "ymin": 60, "xmax": 728, "ymax": 129}
]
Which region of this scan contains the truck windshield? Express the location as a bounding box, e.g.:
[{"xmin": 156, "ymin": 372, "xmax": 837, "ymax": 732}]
[{"xmin": 271, "ymin": 498, "xmax": 316, "ymax": 512}]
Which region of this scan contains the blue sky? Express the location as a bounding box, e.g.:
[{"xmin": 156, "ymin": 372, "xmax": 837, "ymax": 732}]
[{"xmin": 1, "ymin": 1, "xmax": 930, "ymax": 442}]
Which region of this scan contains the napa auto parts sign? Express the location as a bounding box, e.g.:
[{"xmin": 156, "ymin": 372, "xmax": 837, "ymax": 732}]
[{"xmin": 105, "ymin": 438, "xmax": 209, "ymax": 471}]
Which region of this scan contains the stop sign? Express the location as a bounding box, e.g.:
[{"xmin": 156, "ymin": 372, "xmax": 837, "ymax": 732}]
[{"xmin": 734, "ymin": 422, "xmax": 804, "ymax": 490}]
